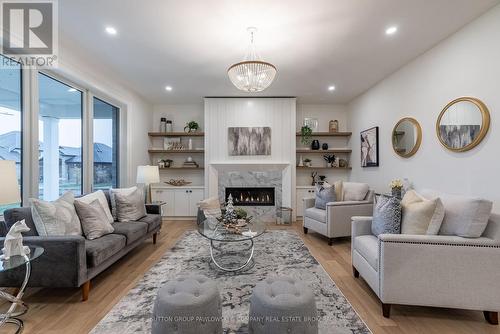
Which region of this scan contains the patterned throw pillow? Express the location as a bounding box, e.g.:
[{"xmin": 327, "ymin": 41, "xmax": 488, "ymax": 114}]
[
  {"xmin": 371, "ymin": 195, "xmax": 402, "ymax": 237},
  {"xmin": 314, "ymin": 183, "xmax": 336, "ymax": 210},
  {"xmin": 30, "ymin": 192, "xmax": 82, "ymax": 236}
]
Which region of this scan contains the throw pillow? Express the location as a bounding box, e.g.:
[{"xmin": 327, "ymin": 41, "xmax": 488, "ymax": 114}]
[
  {"xmin": 76, "ymin": 190, "xmax": 113, "ymax": 224},
  {"xmin": 334, "ymin": 180, "xmax": 343, "ymax": 201},
  {"xmin": 401, "ymin": 190, "xmax": 444, "ymax": 235},
  {"xmin": 343, "ymin": 182, "xmax": 369, "ymax": 201},
  {"xmin": 114, "ymin": 187, "xmax": 147, "ymax": 222},
  {"xmin": 110, "ymin": 186, "xmax": 138, "ymax": 220},
  {"xmin": 30, "ymin": 192, "xmax": 82, "ymax": 236},
  {"xmin": 420, "ymin": 189, "xmax": 492, "ymax": 238},
  {"xmin": 314, "ymin": 183, "xmax": 336, "ymax": 210},
  {"xmin": 197, "ymin": 197, "xmax": 222, "ymax": 219},
  {"xmin": 371, "ymin": 195, "xmax": 402, "ymax": 237},
  {"xmin": 74, "ymin": 199, "xmax": 114, "ymax": 240}
]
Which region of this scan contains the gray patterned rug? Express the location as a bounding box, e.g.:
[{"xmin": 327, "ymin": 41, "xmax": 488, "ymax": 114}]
[{"xmin": 91, "ymin": 230, "xmax": 370, "ymax": 334}]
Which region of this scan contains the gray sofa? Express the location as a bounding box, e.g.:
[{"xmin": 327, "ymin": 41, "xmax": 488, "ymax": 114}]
[{"xmin": 0, "ymin": 191, "xmax": 162, "ymax": 301}]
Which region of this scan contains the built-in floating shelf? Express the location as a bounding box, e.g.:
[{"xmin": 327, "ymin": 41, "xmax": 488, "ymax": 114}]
[
  {"xmin": 296, "ymin": 149, "xmax": 352, "ymax": 154},
  {"xmin": 296, "ymin": 132, "xmax": 352, "ymax": 137},
  {"xmin": 159, "ymin": 167, "xmax": 204, "ymax": 170},
  {"xmin": 296, "ymin": 166, "xmax": 352, "ymax": 170},
  {"xmin": 149, "ymin": 132, "xmax": 205, "ymax": 137},
  {"xmin": 148, "ymin": 149, "xmax": 204, "ymax": 153}
]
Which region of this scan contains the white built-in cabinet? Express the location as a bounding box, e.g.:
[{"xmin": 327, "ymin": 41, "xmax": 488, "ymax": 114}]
[
  {"xmin": 295, "ymin": 187, "xmax": 316, "ymax": 217},
  {"xmin": 152, "ymin": 187, "xmax": 204, "ymax": 217}
]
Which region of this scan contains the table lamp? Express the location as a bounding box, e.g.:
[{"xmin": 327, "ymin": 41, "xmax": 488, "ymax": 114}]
[
  {"xmin": 0, "ymin": 160, "xmax": 21, "ymax": 210},
  {"xmin": 136, "ymin": 165, "xmax": 160, "ymax": 203}
]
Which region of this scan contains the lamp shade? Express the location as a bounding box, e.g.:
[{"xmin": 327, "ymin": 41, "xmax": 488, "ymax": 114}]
[
  {"xmin": 0, "ymin": 160, "xmax": 21, "ymax": 205},
  {"xmin": 136, "ymin": 165, "xmax": 160, "ymax": 184}
]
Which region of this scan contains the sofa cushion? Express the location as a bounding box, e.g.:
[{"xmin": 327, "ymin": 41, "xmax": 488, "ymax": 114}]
[
  {"xmin": 110, "ymin": 186, "xmax": 138, "ymax": 220},
  {"xmin": 30, "ymin": 192, "xmax": 82, "ymax": 236},
  {"xmin": 75, "ymin": 199, "xmax": 115, "ymax": 240},
  {"xmin": 85, "ymin": 234, "xmax": 126, "ymax": 267},
  {"xmin": 304, "ymin": 207, "xmax": 326, "ymax": 223},
  {"xmin": 3, "ymin": 207, "xmax": 38, "ymax": 236},
  {"xmin": 420, "ymin": 189, "xmax": 492, "ymax": 238},
  {"xmin": 372, "ymin": 195, "xmax": 401, "ymax": 237},
  {"xmin": 354, "ymin": 235, "xmax": 379, "ymax": 271},
  {"xmin": 111, "ymin": 222, "xmax": 148, "ymax": 244},
  {"xmin": 401, "ymin": 190, "xmax": 444, "ymax": 235},
  {"xmin": 334, "ymin": 180, "xmax": 343, "ymax": 201},
  {"xmin": 343, "ymin": 182, "xmax": 369, "ymax": 201},
  {"xmin": 114, "ymin": 188, "xmax": 147, "ymax": 222},
  {"xmin": 314, "ymin": 183, "xmax": 336, "ymax": 210},
  {"xmin": 76, "ymin": 190, "xmax": 113, "ymax": 224},
  {"xmin": 138, "ymin": 214, "xmax": 162, "ymax": 233}
]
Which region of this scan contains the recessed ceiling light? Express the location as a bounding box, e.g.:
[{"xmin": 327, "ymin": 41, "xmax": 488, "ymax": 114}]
[
  {"xmin": 105, "ymin": 26, "xmax": 117, "ymax": 35},
  {"xmin": 328, "ymin": 86, "xmax": 336, "ymax": 91},
  {"xmin": 385, "ymin": 26, "xmax": 398, "ymax": 35},
  {"xmin": 165, "ymin": 86, "xmax": 173, "ymax": 91}
]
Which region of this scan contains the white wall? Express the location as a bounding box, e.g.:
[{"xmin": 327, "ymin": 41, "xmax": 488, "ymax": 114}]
[
  {"xmin": 55, "ymin": 41, "xmax": 153, "ymax": 186},
  {"xmin": 348, "ymin": 5, "xmax": 500, "ymax": 211}
]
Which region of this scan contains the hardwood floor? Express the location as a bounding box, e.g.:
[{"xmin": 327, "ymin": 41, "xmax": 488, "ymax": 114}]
[{"xmin": 2, "ymin": 220, "xmax": 498, "ymax": 334}]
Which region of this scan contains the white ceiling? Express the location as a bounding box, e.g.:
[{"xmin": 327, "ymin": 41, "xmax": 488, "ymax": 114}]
[{"xmin": 59, "ymin": 0, "xmax": 499, "ymax": 104}]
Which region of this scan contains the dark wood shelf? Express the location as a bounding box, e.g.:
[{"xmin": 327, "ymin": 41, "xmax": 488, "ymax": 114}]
[
  {"xmin": 149, "ymin": 132, "xmax": 205, "ymax": 137},
  {"xmin": 296, "ymin": 132, "xmax": 352, "ymax": 137},
  {"xmin": 296, "ymin": 166, "xmax": 352, "ymax": 170},
  {"xmin": 148, "ymin": 149, "xmax": 204, "ymax": 153},
  {"xmin": 296, "ymin": 149, "xmax": 352, "ymax": 154}
]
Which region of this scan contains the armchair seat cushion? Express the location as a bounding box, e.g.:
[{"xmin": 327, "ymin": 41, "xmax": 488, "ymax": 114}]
[
  {"xmin": 353, "ymin": 235, "xmax": 379, "ymax": 271},
  {"xmin": 138, "ymin": 214, "xmax": 162, "ymax": 233},
  {"xmin": 111, "ymin": 222, "xmax": 148, "ymax": 244},
  {"xmin": 85, "ymin": 234, "xmax": 126, "ymax": 267},
  {"xmin": 304, "ymin": 207, "xmax": 326, "ymax": 223}
]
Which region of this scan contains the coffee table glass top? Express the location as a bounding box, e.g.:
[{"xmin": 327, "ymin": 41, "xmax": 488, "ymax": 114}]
[
  {"xmin": 198, "ymin": 218, "xmax": 266, "ymax": 242},
  {"xmin": 0, "ymin": 247, "xmax": 44, "ymax": 273}
]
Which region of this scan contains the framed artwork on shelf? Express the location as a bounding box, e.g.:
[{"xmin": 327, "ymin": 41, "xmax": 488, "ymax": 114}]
[{"xmin": 361, "ymin": 126, "xmax": 379, "ymax": 167}]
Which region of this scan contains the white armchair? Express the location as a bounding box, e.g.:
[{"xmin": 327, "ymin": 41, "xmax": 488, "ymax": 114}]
[
  {"xmin": 303, "ymin": 190, "xmax": 374, "ymax": 245},
  {"xmin": 351, "ymin": 214, "xmax": 500, "ymax": 324}
]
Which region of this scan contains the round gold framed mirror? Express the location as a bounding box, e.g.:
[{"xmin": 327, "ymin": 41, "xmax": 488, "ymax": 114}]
[
  {"xmin": 392, "ymin": 117, "xmax": 422, "ymax": 158},
  {"xmin": 436, "ymin": 97, "xmax": 490, "ymax": 152}
]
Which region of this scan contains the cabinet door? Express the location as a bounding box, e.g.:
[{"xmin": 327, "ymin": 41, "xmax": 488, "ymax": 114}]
[
  {"xmin": 189, "ymin": 189, "xmax": 204, "ymax": 216},
  {"xmin": 296, "ymin": 189, "xmax": 315, "ymax": 217},
  {"xmin": 152, "ymin": 189, "xmax": 174, "ymax": 217},
  {"xmin": 173, "ymin": 189, "xmax": 190, "ymax": 216}
]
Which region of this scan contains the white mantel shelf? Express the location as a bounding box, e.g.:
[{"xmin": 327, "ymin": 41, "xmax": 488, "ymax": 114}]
[{"xmin": 209, "ymin": 162, "xmax": 290, "ymax": 167}]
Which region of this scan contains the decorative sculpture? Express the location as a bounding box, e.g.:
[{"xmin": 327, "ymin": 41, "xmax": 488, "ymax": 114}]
[{"xmin": 1, "ymin": 220, "xmax": 30, "ymax": 260}]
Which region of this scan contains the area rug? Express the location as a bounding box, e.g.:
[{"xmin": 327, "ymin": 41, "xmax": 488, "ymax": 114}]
[{"xmin": 91, "ymin": 230, "xmax": 371, "ymax": 334}]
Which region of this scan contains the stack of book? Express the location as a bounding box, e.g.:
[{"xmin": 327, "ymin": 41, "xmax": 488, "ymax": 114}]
[{"xmin": 183, "ymin": 161, "xmax": 199, "ymax": 168}]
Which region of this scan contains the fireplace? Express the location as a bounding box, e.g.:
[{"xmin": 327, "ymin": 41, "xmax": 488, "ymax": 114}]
[{"xmin": 225, "ymin": 187, "xmax": 275, "ymax": 206}]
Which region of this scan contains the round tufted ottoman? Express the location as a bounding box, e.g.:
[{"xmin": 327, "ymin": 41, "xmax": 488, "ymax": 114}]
[
  {"xmin": 152, "ymin": 274, "xmax": 222, "ymax": 334},
  {"xmin": 249, "ymin": 276, "xmax": 318, "ymax": 334}
]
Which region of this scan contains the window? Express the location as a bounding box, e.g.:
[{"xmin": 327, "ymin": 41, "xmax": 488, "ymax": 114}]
[
  {"xmin": 93, "ymin": 97, "xmax": 119, "ymax": 189},
  {"xmin": 0, "ymin": 55, "xmax": 22, "ymax": 214},
  {"xmin": 38, "ymin": 73, "xmax": 83, "ymax": 200}
]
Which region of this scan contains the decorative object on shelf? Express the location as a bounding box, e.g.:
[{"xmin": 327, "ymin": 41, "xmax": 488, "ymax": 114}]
[
  {"xmin": 184, "ymin": 121, "xmax": 199, "ymax": 133},
  {"xmin": 311, "ymin": 171, "xmax": 318, "ymax": 186},
  {"xmin": 303, "ymin": 118, "xmax": 319, "ymax": 132},
  {"xmin": 323, "ymin": 154, "xmax": 336, "ymax": 167},
  {"xmin": 188, "ymin": 138, "xmax": 193, "ymax": 150},
  {"xmin": 183, "ymin": 157, "xmax": 199, "ymax": 168},
  {"xmin": 329, "ymin": 120, "xmax": 339, "ymax": 133},
  {"xmin": 157, "ymin": 159, "xmax": 165, "ymax": 169},
  {"xmin": 166, "ymin": 120, "xmax": 173, "ymax": 132},
  {"xmin": 311, "ymin": 139, "xmax": 320, "ymax": 150},
  {"xmin": 227, "ymin": 27, "xmax": 277, "ymax": 92},
  {"xmin": 304, "ymin": 158, "xmax": 312, "ymax": 167},
  {"xmin": 160, "ymin": 118, "xmax": 167, "ymax": 132},
  {"xmin": 300, "ymin": 125, "xmax": 312, "ymax": 145},
  {"xmin": 276, "ymin": 207, "xmax": 292, "ymax": 225},
  {"xmin": 228, "ymin": 127, "xmax": 271, "ymax": 156},
  {"xmin": 338, "ymin": 159, "xmax": 348, "ymax": 168},
  {"xmin": 361, "ymin": 126, "xmax": 379, "ymax": 167},
  {"xmin": 136, "ymin": 165, "xmax": 160, "ymax": 203},
  {"xmin": 321, "ymin": 143, "xmax": 329, "ymax": 150},
  {"xmin": 318, "ymin": 175, "xmax": 327, "ymax": 185},
  {"xmin": 1, "ymin": 220, "xmax": 31, "ymax": 260},
  {"xmin": 392, "ymin": 117, "xmax": 422, "ymax": 158},
  {"xmin": 298, "ymin": 155, "xmax": 304, "ymax": 167},
  {"xmin": 389, "ymin": 179, "xmax": 403, "ymax": 199},
  {"xmin": 164, "ymin": 137, "xmax": 183, "ymax": 150},
  {"xmin": 165, "ymin": 179, "xmax": 192, "ymax": 187},
  {"xmin": 158, "ymin": 159, "xmax": 173, "ymax": 168},
  {"xmin": 436, "ymin": 97, "xmax": 490, "ymax": 152}
]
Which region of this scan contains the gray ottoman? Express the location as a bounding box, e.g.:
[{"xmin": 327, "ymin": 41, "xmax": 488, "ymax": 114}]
[
  {"xmin": 152, "ymin": 274, "xmax": 222, "ymax": 334},
  {"xmin": 249, "ymin": 276, "xmax": 318, "ymax": 334}
]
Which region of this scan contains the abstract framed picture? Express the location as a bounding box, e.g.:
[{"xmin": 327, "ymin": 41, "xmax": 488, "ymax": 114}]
[
  {"xmin": 228, "ymin": 127, "xmax": 271, "ymax": 156},
  {"xmin": 361, "ymin": 126, "xmax": 379, "ymax": 167}
]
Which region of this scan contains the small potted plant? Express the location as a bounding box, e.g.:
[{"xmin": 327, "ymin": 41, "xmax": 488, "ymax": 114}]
[
  {"xmin": 389, "ymin": 179, "xmax": 403, "ymax": 199},
  {"xmin": 300, "ymin": 125, "xmax": 312, "ymax": 145},
  {"xmin": 163, "ymin": 159, "xmax": 173, "ymax": 168},
  {"xmin": 304, "ymin": 158, "xmax": 312, "ymax": 167},
  {"xmin": 323, "ymin": 154, "xmax": 336, "ymax": 168},
  {"xmin": 184, "ymin": 121, "xmax": 199, "ymax": 133}
]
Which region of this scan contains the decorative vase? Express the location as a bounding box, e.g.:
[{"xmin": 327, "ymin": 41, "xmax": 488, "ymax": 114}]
[
  {"xmin": 298, "ymin": 155, "xmax": 304, "ymax": 167},
  {"xmin": 329, "ymin": 120, "xmax": 339, "ymax": 133},
  {"xmin": 322, "ymin": 143, "xmax": 328, "ymax": 150},
  {"xmin": 188, "ymin": 138, "xmax": 193, "ymax": 150},
  {"xmin": 311, "ymin": 140, "xmax": 320, "ymax": 150},
  {"xmin": 392, "ymin": 187, "xmax": 402, "ymax": 199}
]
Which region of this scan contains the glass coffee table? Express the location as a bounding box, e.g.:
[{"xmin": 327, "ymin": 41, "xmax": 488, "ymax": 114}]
[
  {"xmin": 0, "ymin": 246, "xmax": 44, "ymax": 334},
  {"xmin": 198, "ymin": 219, "xmax": 266, "ymax": 272}
]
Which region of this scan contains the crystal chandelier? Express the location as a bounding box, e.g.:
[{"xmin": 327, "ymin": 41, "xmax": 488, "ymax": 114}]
[{"xmin": 227, "ymin": 27, "xmax": 277, "ymax": 92}]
